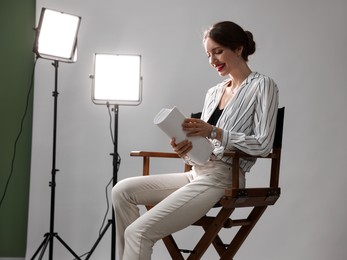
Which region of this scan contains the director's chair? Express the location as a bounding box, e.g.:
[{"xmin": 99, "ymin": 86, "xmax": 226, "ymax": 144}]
[{"xmin": 130, "ymin": 107, "xmax": 284, "ymax": 259}]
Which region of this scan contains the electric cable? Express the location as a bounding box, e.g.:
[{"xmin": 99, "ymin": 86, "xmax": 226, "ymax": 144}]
[
  {"xmin": 107, "ymin": 102, "xmax": 115, "ymax": 144},
  {"xmin": 98, "ymin": 176, "xmax": 113, "ymax": 236},
  {"xmin": 0, "ymin": 58, "xmax": 37, "ymax": 210}
]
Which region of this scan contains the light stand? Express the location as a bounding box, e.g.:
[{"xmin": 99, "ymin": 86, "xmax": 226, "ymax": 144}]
[
  {"xmin": 87, "ymin": 54, "xmax": 142, "ymax": 260},
  {"xmin": 30, "ymin": 8, "xmax": 81, "ymax": 260},
  {"xmin": 85, "ymin": 104, "xmax": 119, "ymax": 260}
]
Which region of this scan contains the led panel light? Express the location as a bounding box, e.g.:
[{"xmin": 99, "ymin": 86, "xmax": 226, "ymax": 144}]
[
  {"xmin": 91, "ymin": 54, "xmax": 142, "ymax": 105},
  {"xmin": 34, "ymin": 8, "xmax": 81, "ymax": 62}
]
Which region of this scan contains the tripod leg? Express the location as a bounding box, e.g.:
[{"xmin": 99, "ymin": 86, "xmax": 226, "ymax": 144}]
[
  {"xmin": 85, "ymin": 219, "xmax": 113, "ymax": 260},
  {"xmin": 31, "ymin": 233, "xmax": 51, "ymax": 260},
  {"xmin": 55, "ymin": 234, "xmax": 82, "ymax": 260}
]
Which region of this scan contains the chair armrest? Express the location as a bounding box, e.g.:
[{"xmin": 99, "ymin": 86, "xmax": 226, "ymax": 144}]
[
  {"xmin": 130, "ymin": 150, "xmax": 277, "ymax": 160},
  {"xmin": 222, "ymin": 150, "xmax": 278, "ymax": 189},
  {"xmin": 223, "ymin": 150, "xmax": 278, "ymax": 159},
  {"xmin": 223, "ymin": 149, "xmax": 281, "ymax": 194},
  {"xmin": 130, "ymin": 151, "xmax": 180, "ymax": 159},
  {"xmin": 130, "ymin": 151, "xmax": 182, "ymax": 176},
  {"xmin": 130, "ymin": 149, "xmax": 280, "ymax": 188}
]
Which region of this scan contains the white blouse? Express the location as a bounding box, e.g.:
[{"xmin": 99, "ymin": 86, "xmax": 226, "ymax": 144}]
[{"xmin": 192, "ymin": 71, "xmax": 279, "ymax": 173}]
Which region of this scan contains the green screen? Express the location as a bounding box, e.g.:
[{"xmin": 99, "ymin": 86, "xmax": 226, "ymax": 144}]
[{"xmin": 0, "ymin": 0, "xmax": 35, "ymax": 257}]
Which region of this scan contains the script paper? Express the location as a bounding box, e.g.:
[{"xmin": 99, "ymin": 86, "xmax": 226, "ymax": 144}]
[{"xmin": 154, "ymin": 107, "xmax": 214, "ymax": 165}]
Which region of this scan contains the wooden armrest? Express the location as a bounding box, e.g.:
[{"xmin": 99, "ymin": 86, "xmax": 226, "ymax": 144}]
[
  {"xmin": 224, "ymin": 150, "xmax": 278, "ymax": 159},
  {"xmin": 222, "ymin": 149, "xmax": 279, "ymax": 190},
  {"xmin": 130, "ymin": 151, "xmax": 180, "ymax": 159},
  {"xmin": 130, "ymin": 151, "xmax": 182, "ymax": 176},
  {"xmin": 130, "ymin": 150, "xmax": 277, "ymax": 159},
  {"xmin": 130, "ymin": 149, "xmax": 280, "ymax": 189}
]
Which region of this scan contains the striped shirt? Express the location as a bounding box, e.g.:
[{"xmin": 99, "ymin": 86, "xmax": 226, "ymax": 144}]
[{"xmin": 187, "ymin": 72, "xmax": 279, "ymax": 173}]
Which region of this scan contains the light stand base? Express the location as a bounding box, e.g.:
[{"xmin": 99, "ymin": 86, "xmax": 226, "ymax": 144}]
[
  {"xmin": 85, "ymin": 219, "xmax": 113, "ymax": 260},
  {"xmin": 31, "ymin": 233, "xmax": 81, "ymax": 260}
]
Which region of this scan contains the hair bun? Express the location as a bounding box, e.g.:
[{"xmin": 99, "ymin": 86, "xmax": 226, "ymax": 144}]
[{"xmin": 244, "ymin": 31, "xmax": 256, "ymax": 56}]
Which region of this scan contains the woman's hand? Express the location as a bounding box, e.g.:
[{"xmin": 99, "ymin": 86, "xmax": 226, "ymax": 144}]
[
  {"xmin": 170, "ymin": 138, "xmax": 192, "ymax": 158},
  {"xmin": 182, "ymin": 118, "xmax": 213, "ymax": 138}
]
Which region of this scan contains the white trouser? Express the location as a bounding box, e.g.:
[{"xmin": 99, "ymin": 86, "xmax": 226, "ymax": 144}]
[{"xmin": 111, "ymin": 160, "xmax": 245, "ymax": 260}]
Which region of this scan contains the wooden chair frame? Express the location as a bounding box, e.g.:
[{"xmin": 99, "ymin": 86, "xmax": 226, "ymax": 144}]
[{"xmin": 130, "ymin": 107, "xmax": 284, "ymax": 259}]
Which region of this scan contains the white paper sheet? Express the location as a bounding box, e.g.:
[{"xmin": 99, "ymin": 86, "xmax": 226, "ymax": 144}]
[{"xmin": 154, "ymin": 107, "xmax": 214, "ymax": 165}]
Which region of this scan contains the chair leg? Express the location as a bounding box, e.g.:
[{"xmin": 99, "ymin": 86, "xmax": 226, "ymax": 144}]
[
  {"xmin": 162, "ymin": 235, "xmax": 184, "ymax": 260},
  {"xmin": 220, "ymin": 206, "xmax": 267, "ymax": 260},
  {"xmin": 207, "ymin": 229, "xmax": 227, "ymax": 257},
  {"xmin": 187, "ymin": 207, "xmax": 235, "ymax": 260}
]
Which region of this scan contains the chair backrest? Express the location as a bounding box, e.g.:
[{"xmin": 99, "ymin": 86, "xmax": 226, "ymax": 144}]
[
  {"xmin": 273, "ymin": 107, "xmax": 285, "ymax": 149},
  {"xmin": 270, "ymin": 107, "xmax": 285, "ymax": 188},
  {"xmin": 191, "ymin": 112, "xmax": 202, "ymax": 119}
]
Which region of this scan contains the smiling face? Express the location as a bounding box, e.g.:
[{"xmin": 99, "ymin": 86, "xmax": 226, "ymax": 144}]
[{"xmin": 204, "ymin": 37, "xmax": 243, "ymax": 77}]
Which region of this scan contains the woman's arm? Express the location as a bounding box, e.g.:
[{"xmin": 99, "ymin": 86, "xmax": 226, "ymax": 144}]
[{"xmin": 220, "ymin": 77, "xmax": 279, "ymax": 156}]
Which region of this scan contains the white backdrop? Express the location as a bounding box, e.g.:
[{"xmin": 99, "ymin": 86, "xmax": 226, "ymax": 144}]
[{"xmin": 26, "ymin": 0, "xmax": 347, "ymax": 259}]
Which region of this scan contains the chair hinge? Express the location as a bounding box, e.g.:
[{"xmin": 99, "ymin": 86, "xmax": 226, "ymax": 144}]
[
  {"xmin": 265, "ymin": 189, "xmax": 280, "ymax": 201},
  {"xmin": 180, "ymin": 248, "xmax": 195, "ymax": 254},
  {"xmin": 235, "ymin": 189, "xmax": 248, "ymax": 203}
]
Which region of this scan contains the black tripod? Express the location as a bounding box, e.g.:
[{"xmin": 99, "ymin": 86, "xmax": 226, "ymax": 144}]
[
  {"xmin": 31, "ymin": 60, "xmax": 81, "ymax": 260},
  {"xmin": 85, "ymin": 104, "xmax": 119, "ymax": 260}
]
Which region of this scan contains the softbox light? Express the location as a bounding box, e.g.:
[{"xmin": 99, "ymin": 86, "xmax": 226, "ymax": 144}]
[
  {"xmin": 91, "ymin": 54, "xmax": 142, "ymax": 105},
  {"xmin": 33, "ymin": 8, "xmax": 81, "ymax": 62}
]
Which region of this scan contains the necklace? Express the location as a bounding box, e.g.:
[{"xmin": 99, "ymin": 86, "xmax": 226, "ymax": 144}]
[
  {"xmin": 231, "ymin": 86, "xmax": 239, "ymax": 95},
  {"xmin": 227, "ymin": 81, "xmax": 239, "ymax": 95}
]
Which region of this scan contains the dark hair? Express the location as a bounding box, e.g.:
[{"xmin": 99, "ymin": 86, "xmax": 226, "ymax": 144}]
[{"xmin": 203, "ymin": 21, "xmax": 256, "ymax": 61}]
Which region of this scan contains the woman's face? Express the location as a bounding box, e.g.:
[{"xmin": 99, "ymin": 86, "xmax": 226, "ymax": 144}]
[{"xmin": 204, "ymin": 37, "xmax": 242, "ymax": 77}]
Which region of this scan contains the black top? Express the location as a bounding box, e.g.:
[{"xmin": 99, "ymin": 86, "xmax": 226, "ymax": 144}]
[{"xmin": 208, "ymin": 107, "xmax": 223, "ymax": 126}]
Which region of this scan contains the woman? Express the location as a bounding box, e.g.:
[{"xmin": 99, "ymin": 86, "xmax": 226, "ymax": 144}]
[{"xmin": 112, "ymin": 21, "xmax": 279, "ymax": 260}]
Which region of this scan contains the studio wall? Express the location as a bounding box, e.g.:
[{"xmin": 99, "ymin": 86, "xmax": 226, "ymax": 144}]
[{"xmin": 26, "ymin": 0, "xmax": 347, "ymax": 259}]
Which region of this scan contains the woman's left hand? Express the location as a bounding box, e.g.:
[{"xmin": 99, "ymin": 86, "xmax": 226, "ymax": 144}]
[{"xmin": 182, "ymin": 118, "xmax": 212, "ymax": 138}]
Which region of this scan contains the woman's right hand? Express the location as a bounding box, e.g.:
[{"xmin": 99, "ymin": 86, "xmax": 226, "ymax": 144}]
[{"xmin": 170, "ymin": 138, "xmax": 192, "ymax": 158}]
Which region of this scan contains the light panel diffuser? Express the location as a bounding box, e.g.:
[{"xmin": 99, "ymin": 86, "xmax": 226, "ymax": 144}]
[
  {"xmin": 92, "ymin": 54, "xmax": 142, "ymax": 105},
  {"xmin": 34, "ymin": 8, "xmax": 81, "ymax": 62}
]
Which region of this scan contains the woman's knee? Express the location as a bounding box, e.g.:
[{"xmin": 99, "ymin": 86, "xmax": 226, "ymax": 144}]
[
  {"xmin": 112, "ymin": 178, "xmax": 132, "ymax": 207},
  {"xmin": 112, "ymin": 176, "xmax": 144, "ymax": 206}
]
